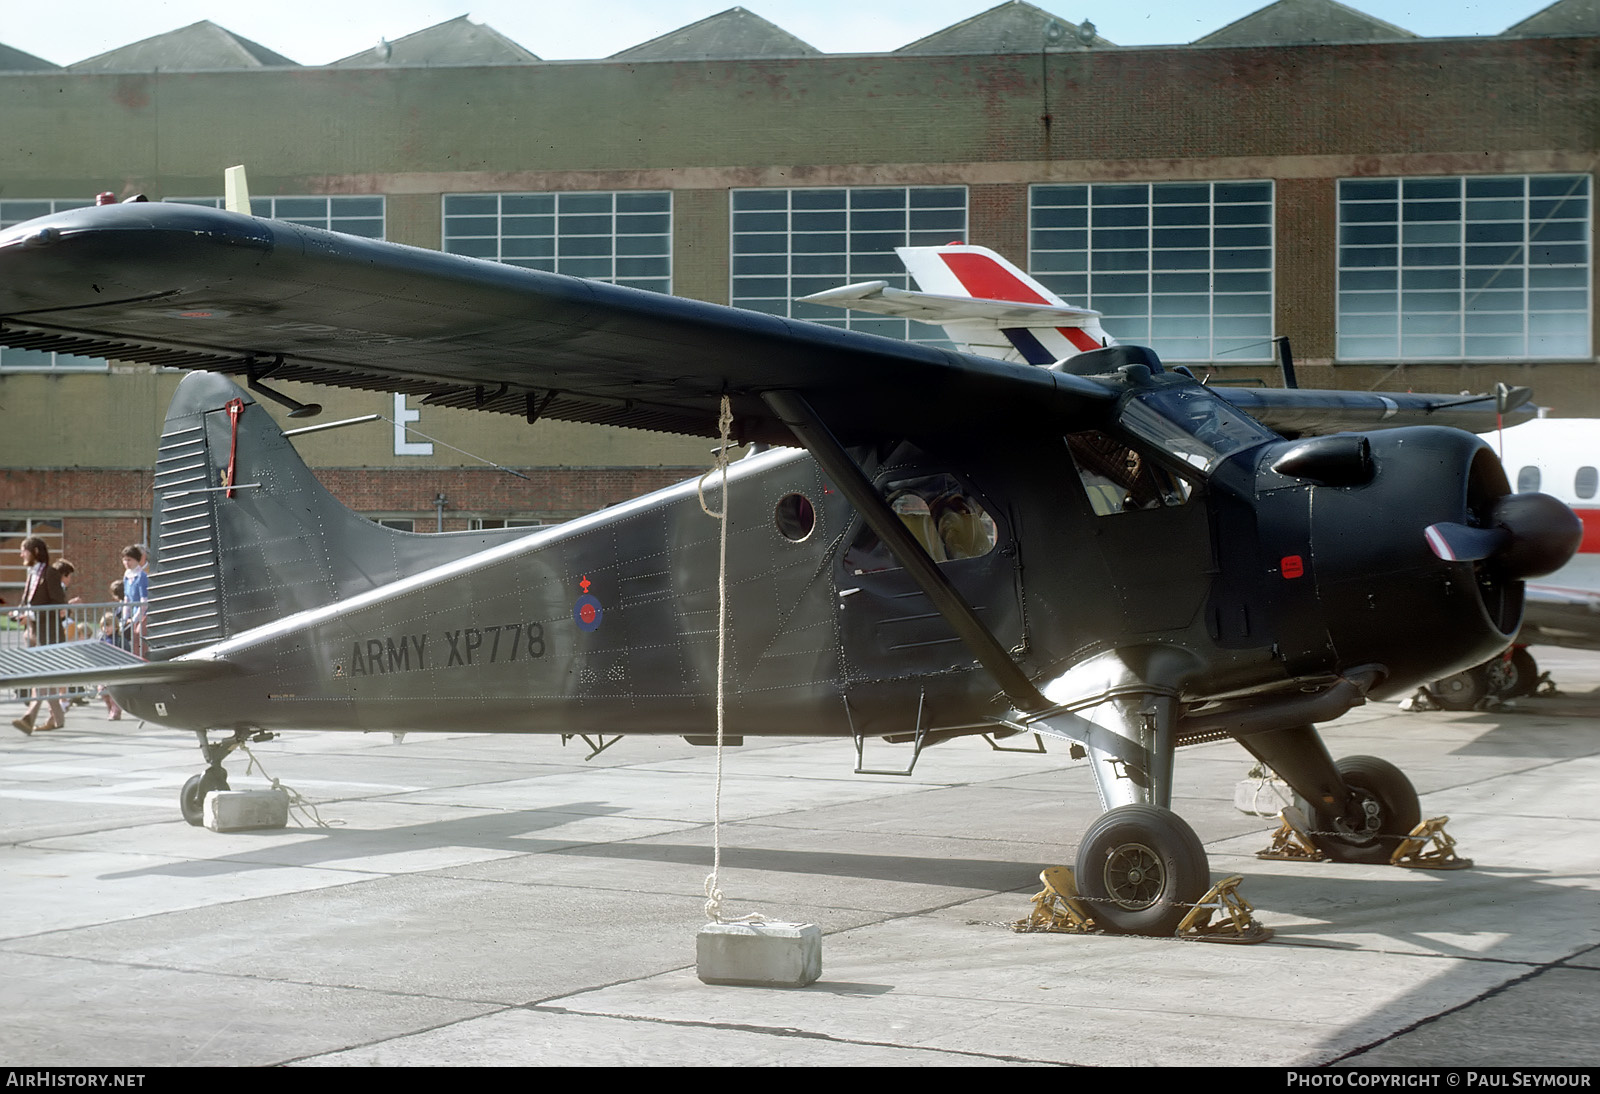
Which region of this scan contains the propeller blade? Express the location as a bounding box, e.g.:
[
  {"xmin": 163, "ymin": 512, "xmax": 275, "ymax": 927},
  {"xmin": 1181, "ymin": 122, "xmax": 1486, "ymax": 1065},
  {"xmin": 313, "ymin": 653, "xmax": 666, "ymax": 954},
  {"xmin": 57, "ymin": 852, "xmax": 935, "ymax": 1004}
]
[{"xmin": 1425, "ymin": 522, "xmax": 1507, "ymax": 562}]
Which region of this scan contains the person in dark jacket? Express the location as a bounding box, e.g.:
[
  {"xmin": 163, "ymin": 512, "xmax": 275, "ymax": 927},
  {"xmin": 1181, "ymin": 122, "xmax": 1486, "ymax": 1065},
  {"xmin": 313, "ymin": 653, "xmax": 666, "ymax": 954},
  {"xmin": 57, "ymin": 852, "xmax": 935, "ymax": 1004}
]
[{"xmin": 11, "ymin": 536, "xmax": 67, "ymax": 734}]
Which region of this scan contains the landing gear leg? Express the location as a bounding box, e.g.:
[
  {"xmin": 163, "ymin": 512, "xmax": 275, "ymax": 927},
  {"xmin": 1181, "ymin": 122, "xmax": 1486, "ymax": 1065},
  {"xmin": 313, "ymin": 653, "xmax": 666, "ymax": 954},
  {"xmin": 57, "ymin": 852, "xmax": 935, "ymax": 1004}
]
[
  {"xmin": 1036, "ymin": 652, "xmax": 1212, "ymax": 935},
  {"xmin": 179, "ymin": 728, "xmax": 272, "ymax": 826},
  {"xmin": 1236, "ymin": 724, "xmax": 1420, "ymax": 864}
]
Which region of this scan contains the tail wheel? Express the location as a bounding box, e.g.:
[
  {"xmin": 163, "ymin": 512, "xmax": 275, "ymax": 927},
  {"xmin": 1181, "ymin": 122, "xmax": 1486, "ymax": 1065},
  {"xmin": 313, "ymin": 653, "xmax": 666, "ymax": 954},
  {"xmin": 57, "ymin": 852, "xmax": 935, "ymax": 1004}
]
[
  {"xmin": 179, "ymin": 767, "xmax": 230, "ymax": 827},
  {"xmin": 1312, "ymin": 755, "xmax": 1420, "ymax": 865},
  {"xmin": 1074, "ymin": 804, "xmax": 1209, "ymax": 936}
]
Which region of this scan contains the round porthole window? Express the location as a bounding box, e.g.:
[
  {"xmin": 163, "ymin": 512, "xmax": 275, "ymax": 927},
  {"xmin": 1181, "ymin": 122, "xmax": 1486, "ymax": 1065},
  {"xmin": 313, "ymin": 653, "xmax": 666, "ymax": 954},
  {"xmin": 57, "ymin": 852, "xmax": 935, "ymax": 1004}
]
[{"xmin": 774, "ymin": 493, "xmax": 816, "ymax": 542}]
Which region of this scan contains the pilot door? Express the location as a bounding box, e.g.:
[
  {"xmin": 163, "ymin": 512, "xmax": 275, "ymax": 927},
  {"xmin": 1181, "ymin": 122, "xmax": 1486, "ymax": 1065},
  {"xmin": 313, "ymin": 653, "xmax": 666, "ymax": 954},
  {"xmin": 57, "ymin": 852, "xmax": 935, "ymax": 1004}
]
[
  {"xmin": 835, "ymin": 459, "xmax": 1025, "ymax": 684},
  {"xmin": 1064, "ymin": 429, "xmax": 1215, "ymax": 635}
]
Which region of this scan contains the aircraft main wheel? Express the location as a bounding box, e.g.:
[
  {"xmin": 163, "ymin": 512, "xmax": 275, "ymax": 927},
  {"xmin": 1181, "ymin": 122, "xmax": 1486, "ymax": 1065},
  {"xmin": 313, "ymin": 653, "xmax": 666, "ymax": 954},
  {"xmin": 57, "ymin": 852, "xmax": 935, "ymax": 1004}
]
[
  {"xmin": 179, "ymin": 767, "xmax": 230, "ymax": 827},
  {"xmin": 1430, "ymin": 667, "xmax": 1487, "ymax": 710},
  {"xmin": 1312, "ymin": 755, "xmax": 1421, "ymax": 865},
  {"xmin": 1074, "ymin": 804, "xmax": 1210, "ymax": 936},
  {"xmin": 1483, "ymin": 648, "xmax": 1538, "ymax": 700}
]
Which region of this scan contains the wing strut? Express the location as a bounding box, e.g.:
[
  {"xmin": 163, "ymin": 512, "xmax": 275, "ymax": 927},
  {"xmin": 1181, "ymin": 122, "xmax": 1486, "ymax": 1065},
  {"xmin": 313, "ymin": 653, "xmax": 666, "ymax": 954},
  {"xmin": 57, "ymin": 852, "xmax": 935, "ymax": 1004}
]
[{"xmin": 761, "ymin": 389, "xmax": 1049, "ymax": 713}]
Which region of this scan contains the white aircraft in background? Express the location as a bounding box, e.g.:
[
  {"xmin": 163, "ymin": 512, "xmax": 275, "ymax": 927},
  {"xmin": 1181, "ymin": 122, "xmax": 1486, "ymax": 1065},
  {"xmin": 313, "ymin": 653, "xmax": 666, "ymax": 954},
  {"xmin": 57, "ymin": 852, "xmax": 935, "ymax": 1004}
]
[
  {"xmin": 808, "ymin": 243, "xmax": 1597, "ymax": 709},
  {"xmin": 1426, "ymin": 417, "xmax": 1600, "ymax": 707}
]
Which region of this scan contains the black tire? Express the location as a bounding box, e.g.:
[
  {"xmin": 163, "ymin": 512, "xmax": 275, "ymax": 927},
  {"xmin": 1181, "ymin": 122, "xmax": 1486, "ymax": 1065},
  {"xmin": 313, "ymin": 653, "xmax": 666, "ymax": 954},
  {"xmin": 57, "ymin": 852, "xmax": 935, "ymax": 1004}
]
[
  {"xmin": 179, "ymin": 767, "xmax": 230, "ymax": 827},
  {"xmin": 1431, "ymin": 667, "xmax": 1487, "ymax": 710},
  {"xmin": 1484, "ymin": 648, "xmax": 1539, "ymax": 699},
  {"xmin": 1312, "ymin": 755, "xmax": 1421, "ymax": 865},
  {"xmin": 1074, "ymin": 804, "xmax": 1210, "ymax": 936}
]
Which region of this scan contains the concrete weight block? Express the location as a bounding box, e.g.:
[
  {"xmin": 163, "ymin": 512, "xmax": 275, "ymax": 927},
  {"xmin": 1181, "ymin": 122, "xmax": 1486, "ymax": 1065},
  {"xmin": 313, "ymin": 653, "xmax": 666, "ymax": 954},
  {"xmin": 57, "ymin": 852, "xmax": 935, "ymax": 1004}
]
[
  {"xmin": 696, "ymin": 921, "xmax": 822, "ymax": 988},
  {"xmin": 203, "ymin": 788, "xmax": 290, "ymax": 832}
]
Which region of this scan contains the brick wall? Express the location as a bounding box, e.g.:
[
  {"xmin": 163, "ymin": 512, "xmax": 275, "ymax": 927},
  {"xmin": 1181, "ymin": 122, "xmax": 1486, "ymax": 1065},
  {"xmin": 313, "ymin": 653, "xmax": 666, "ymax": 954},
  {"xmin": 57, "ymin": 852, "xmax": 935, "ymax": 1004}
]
[{"xmin": 2, "ymin": 464, "xmax": 696, "ymax": 595}]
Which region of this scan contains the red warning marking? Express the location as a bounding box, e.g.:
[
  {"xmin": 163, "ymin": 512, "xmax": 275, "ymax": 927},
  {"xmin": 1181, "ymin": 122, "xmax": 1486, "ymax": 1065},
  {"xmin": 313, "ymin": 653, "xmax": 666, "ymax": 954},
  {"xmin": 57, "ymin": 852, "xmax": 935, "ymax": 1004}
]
[
  {"xmin": 1056, "ymin": 326, "xmax": 1100, "ymax": 352},
  {"xmin": 1281, "ymin": 555, "xmax": 1305, "ymax": 579},
  {"xmin": 940, "ymin": 253, "xmax": 1100, "ymax": 352},
  {"xmin": 940, "ymin": 252, "xmax": 1048, "ymax": 304}
]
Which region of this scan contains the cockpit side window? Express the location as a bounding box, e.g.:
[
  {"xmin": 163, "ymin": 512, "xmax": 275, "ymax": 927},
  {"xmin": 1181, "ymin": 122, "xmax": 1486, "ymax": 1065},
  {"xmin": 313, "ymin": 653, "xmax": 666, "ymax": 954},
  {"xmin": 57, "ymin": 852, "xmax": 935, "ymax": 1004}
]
[
  {"xmin": 843, "ymin": 472, "xmax": 999, "ymax": 574},
  {"xmin": 1119, "ymin": 387, "xmax": 1278, "ymax": 475},
  {"xmin": 1065, "ymin": 431, "xmax": 1192, "ymax": 515}
]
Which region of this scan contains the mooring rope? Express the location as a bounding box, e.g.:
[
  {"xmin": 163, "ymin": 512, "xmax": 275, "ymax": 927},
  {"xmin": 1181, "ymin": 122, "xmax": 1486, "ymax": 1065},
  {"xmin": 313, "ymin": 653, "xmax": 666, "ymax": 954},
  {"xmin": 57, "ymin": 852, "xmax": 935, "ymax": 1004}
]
[{"xmin": 696, "ymin": 396, "xmax": 764, "ymax": 926}]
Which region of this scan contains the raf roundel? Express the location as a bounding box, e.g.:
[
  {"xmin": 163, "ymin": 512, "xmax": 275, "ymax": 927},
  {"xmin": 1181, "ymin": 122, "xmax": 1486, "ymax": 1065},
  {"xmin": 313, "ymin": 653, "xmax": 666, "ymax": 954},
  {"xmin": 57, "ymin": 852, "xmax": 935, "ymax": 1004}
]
[{"xmin": 573, "ymin": 575, "xmax": 603, "ymax": 632}]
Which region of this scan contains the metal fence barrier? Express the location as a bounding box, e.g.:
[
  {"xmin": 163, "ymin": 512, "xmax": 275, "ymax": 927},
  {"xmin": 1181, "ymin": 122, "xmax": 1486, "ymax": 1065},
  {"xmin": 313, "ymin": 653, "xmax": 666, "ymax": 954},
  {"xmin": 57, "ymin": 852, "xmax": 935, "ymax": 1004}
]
[{"xmin": 2, "ymin": 599, "xmax": 145, "ymax": 706}]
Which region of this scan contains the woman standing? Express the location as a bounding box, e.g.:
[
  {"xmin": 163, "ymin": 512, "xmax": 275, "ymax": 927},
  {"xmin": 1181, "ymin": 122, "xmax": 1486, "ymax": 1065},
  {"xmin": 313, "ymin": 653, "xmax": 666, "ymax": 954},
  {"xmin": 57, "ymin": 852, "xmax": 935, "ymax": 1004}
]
[{"xmin": 10, "ymin": 536, "xmax": 67, "ymax": 735}]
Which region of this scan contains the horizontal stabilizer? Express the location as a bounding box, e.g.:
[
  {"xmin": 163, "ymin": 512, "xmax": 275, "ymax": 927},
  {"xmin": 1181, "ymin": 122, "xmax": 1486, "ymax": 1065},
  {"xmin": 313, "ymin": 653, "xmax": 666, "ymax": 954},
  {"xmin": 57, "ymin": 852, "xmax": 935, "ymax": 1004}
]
[
  {"xmin": 0, "ymin": 639, "xmax": 233, "ymax": 690},
  {"xmin": 799, "ymin": 281, "xmax": 1102, "ymax": 328}
]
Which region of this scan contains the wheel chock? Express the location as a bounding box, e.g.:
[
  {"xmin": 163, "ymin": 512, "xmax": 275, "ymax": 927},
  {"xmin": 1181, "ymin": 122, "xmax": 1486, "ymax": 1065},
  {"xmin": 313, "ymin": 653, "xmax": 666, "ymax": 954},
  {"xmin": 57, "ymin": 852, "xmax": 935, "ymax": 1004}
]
[
  {"xmin": 1255, "ymin": 805, "xmax": 1327, "ymax": 862},
  {"xmin": 1390, "ymin": 816, "xmax": 1473, "ymax": 870},
  {"xmin": 1012, "ymin": 866, "xmax": 1097, "ymax": 934},
  {"xmin": 1175, "ymin": 874, "xmax": 1272, "ymax": 944}
]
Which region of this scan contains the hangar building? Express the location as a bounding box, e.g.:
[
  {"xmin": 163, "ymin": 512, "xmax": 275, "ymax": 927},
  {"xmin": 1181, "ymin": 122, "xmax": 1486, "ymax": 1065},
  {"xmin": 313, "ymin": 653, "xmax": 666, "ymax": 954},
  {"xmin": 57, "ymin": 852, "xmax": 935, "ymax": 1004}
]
[{"xmin": 0, "ymin": 0, "xmax": 1595, "ymax": 599}]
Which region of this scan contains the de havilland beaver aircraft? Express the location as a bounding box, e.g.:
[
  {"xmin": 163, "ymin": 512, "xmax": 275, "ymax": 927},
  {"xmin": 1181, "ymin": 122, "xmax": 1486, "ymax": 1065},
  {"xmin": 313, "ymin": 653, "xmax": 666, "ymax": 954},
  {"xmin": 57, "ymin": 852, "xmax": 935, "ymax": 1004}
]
[{"xmin": 0, "ymin": 201, "xmax": 1582, "ymax": 935}]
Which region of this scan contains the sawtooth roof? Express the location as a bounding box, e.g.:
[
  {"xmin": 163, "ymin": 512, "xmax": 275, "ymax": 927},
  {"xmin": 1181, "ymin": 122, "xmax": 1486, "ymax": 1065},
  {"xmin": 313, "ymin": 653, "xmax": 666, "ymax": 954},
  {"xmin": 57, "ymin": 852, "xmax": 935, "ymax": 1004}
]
[
  {"xmin": 67, "ymin": 20, "xmax": 298, "ymax": 72},
  {"xmin": 4, "ymin": 2, "xmax": 1595, "ymax": 72},
  {"xmin": 331, "ymin": 16, "xmax": 539, "ymax": 67},
  {"xmin": 897, "ymin": 1, "xmax": 1114, "ymax": 53},
  {"xmin": 1195, "ymin": 0, "xmax": 1416, "ymax": 46},
  {"xmin": 0, "ymin": 41, "xmax": 59, "ymax": 72},
  {"xmin": 611, "ymin": 7, "xmax": 820, "ymax": 60},
  {"xmin": 1503, "ymin": 0, "xmax": 1600, "ymax": 38}
]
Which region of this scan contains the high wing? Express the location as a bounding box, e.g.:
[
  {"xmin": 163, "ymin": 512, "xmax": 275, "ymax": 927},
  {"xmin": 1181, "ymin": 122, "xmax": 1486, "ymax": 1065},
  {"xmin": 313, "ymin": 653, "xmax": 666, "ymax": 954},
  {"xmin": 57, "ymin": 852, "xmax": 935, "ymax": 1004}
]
[
  {"xmin": 0, "ymin": 203, "xmax": 1114, "ymax": 445},
  {"xmin": 1214, "ymin": 387, "xmax": 1534, "ymax": 438},
  {"xmin": 0, "ymin": 203, "xmax": 1527, "ymax": 442}
]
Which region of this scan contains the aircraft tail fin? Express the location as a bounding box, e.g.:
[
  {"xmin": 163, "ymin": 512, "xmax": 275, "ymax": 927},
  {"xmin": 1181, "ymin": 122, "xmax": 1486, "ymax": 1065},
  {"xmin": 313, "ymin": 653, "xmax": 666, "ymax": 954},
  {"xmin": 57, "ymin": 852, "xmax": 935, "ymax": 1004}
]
[
  {"xmin": 798, "ymin": 243, "xmax": 1114, "ymax": 365},
  {"xmin": 144, "ymin": 372, "xmax": 527, "ymax": 658}
]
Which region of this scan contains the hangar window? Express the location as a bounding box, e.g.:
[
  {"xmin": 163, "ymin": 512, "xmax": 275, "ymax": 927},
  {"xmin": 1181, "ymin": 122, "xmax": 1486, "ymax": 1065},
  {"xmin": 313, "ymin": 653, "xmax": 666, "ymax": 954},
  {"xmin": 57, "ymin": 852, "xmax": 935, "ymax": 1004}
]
[
  {"xmin": 1576, "ymin": 467, "xmax": 1598, "ymax": 500},
  {"xmin": 442, "ymin": 191, "xmax": 671, "ymax": 294},
  {"xmin": 1028, "ymin": 181, "xmax": 1274, "ymax": 364},
  {"xmin": 0, "ymin": 517, "xmax": 63, "ymax": 594},
  {"xmin": 1337, "ymin": 175, "xmax": 1590, "ymax": 362},
  {"xmin": 0, "ymin": 199, "xmax": 106, "ymax": 371},
  {"xmin": 730, "ymin": 186, "xmax": 967, "ymax": 347},
  {"xmin": 468, "ymin": 518, "xmax": 545, "ymax": 530},
  {"xmin": 167, "ymin": 195, "xmax": 386, "ymax": 238}
]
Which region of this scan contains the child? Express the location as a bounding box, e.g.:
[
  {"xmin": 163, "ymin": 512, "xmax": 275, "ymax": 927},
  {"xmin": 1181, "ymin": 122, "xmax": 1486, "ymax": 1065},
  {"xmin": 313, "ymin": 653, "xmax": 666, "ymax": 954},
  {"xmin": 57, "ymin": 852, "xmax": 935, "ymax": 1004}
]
[
  {"xmin": 97, "ymin": 612, "xmax": 123, "ymax": 721},
  {"xmin": 120, "ymin": 546, "xmax": 148, "ymax": 654}
]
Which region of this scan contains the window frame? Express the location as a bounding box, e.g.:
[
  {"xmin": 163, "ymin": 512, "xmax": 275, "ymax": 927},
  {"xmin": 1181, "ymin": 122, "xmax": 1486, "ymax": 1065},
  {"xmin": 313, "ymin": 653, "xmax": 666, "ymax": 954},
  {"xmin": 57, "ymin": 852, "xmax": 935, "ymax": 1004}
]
[
  {"xmin": 0, "ymin": 517, "xmax": 65, "ymax": 592},
  {"xmin": 1336, "ymin": 174, "xmax": 1592, "ymax": 362},
  {"xmin": 166, "ymin": 194, "xmax": 387, "ymax": 238},
  {"xmin": 441, "ymin": 190, "xmax": 672, "ymax": 294},
  {"xmin": 730, "ymin": 185, "xmax": 968, "ymax": 347},
  {"xmin": 1029, "ymin": 181, "xmax": 1276, "ymax": 364}
]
